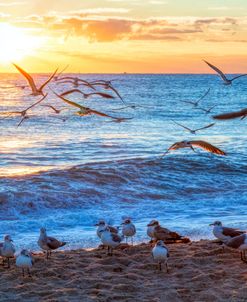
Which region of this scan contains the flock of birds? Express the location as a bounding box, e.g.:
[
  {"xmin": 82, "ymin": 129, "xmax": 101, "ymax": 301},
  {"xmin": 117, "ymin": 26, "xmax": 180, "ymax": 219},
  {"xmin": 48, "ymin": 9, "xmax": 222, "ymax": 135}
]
[
  {"xmin": 1, "ymin": 59, "xmax": 246, "ymax": 156},
  {"xmin": 1, "ymin": 218, "xmax": 247, "ymax": 277}
]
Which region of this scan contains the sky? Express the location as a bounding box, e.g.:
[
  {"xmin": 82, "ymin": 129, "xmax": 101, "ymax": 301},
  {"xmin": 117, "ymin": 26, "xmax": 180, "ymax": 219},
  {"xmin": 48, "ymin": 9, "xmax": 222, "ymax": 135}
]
[{"xmin": 0, "ymin": 0, "xmax": 247, "ymax": 73}]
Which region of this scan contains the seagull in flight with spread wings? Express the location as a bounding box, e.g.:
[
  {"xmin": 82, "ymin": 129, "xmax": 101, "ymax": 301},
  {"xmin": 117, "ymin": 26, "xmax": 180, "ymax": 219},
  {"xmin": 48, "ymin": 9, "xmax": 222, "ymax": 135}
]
[
  {"xmin": 163, "ymin": 140, "xmax": 226, "ymax": 156},
  {"xmin": 52, "ymin": 91, "xmax": 131, "ymax": 122},
  {"xmin": 172, "ymin": 120, "xmax": 215, "ymax": 134},
  {"xmin": 180, "ymin": 88, "xmax": 210, "ymax": 107},
  {"xmin": 13, "ymin": 63, "xmax": 57, "ymax": 96},
  {"xmin": 203, "ymin": 60, "xmax": 247, "ymax": 85}
]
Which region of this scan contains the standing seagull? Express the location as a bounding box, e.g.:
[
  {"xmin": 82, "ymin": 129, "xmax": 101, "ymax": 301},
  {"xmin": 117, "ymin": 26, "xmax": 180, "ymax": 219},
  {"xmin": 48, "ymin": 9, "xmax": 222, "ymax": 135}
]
[
  {"xmin": 152, "ymin": 240, "xmax": 169, "ymax": 272},
  {"xmin": 13, "ymin": 63, "xmax": 57, "ymax": 96},
  {"xmin": 16, "ymin": 249, "xmax": 34, "ymax": 277},
  {"xmin": 209, "ymin": 221, "xmax": 245, "ymax": 243},
  {"xmin": 38, "ymin": 228, "xmax": 66, "ymax": 259},
  {"xmin": 172, "ymin": 120, "xmax": 215, "ymax": 134},
  {"xmin": 225, "ymin": 234, "xmax": 247, "ymax": 263},
  {"xmin": 213, "ymin": 108, "xmax": 247, "ymax": 120},
  {"xmin": 163, "ymin": 140, "xmax": 226, "ymax": 156},
  {"xmin": 0, "ymin": 235, "xmax": 15, "ymax": 268},
  {"xmin": 203, "ymin": 60, "xmax": 247, "ymax": 85},
  {"xmin": 121, "ymin": 218, "xmax": 136, "ymax": 245},
  {"xmin": 95, "ymin": 220, "xmax": 119, "ymax": 239},
  {"xmin": 99, "ymin": 227, "xmax": 122, "ymax": 256},
  {"xmin": 180, "ymin": 88, "xmax": 210, "ymax": 107}
]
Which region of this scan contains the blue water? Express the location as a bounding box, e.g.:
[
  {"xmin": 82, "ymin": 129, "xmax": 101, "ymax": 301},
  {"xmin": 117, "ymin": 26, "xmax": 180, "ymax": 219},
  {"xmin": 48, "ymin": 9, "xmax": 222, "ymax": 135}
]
[{"xmin": 0, "ymin": 73, "xmax": 246, "ymax": 251}]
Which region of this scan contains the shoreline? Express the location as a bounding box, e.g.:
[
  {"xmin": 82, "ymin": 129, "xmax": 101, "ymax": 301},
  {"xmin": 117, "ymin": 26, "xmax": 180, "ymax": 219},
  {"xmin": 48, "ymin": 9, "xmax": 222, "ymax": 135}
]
[{"xmin": 1, "ymin": 240, "xmax": 247, "ymax": 301}]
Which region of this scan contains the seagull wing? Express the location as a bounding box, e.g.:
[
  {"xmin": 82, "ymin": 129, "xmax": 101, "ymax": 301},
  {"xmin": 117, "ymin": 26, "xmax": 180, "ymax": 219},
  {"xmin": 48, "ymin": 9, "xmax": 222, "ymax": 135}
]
[
  {"xmin": 56, "ymin": 65, "xmax": 69, "ymax": 79},
  {"xmin": 196, "ymin": 88, "xmax": 210, "ymax": 102},
  {"xmin": 52, "ymin": 91, "xmax": 86, "ymax": 110},
  {"xmin": 203, "ymin": 60, "xmax": 228, "ymax": 82},
  {"xmin": 190, "ymin": 140, "xmax": 226, "ymax": 155},
  {"xmin": 88, "ymin": 92, "xmax": 115, "ymax": 99},
  {"xmin": 194, "ymin": 123, "xmax": 215, "ymax": 132},
  {"xmin": 60, "ymin": 89, "xmax": 85, "ymax": 97},
  {"xmin": 41, "ymin": 104, "xmax": 59, "ymax": 113},
  {"xmin": 12, "ymin": 63, "xmax": 38, "ymax": 94},
  {"xmin": 172, "ymin": 120, "xmax": 192, "ymax": 132},
  {"xmin": 231, "ymin": 74, "xmax": 247, "ymax": 81},
  {"xmin": 213, "ymin": 108, "xmax": 247, "ymax": 120},
  {"xmin": 179, "ymin": 100, "xmax": 195, "ymax": 105},
  {"xmin": 24, "ymin": 94, "xmax": 48, "ymax": 112},
  {"xmin": 89, "ymin": 108, "xmax": 125, "ymax": 120},
  {"xmin": 56, "ymin": 76, "xmax": 74, "ymax": 81},
  {"xmin": 39, "ymin": 68, "xmax": 58, "ymax": 92}
]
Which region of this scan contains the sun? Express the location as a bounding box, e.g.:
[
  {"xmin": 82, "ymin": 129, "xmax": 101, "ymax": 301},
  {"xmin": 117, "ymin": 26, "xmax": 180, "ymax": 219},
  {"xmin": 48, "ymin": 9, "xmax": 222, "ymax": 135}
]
[{"xmin": 0, "ymin": 23, "xmax": 42, "ymax": 63}]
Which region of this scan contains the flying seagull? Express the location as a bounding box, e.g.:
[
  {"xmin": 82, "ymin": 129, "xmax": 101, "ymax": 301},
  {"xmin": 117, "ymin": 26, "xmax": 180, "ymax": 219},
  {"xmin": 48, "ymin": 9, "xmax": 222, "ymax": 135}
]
[
  {"xmin": 52, "ymin": 91, "xmax": 131, "ymax": 122},
  {"xmin": 180, "ymin": 88, "xmax": 210, "ymax": 107},
  {"xmin": 2, "ymin": 94, "xmax": 47, "ymax": 126},
  {"xmin": 13, "ymin": 63, "xmax": 57, "ymax": 96},
  {"xmin": 213, "ymin": 108, "xmax": 247, "ymax": 120},
  {"xmin": 172, "ymin": 120, "xmax": 215, "ymax": 134},
  {"xmin": 203, "ymin": 60, "xmax": 247, "ymax": 85},
  {"xmin": 60, "ymin": 89, "xmax": 115, "ymax": 99},
  {"xmin": 90, "ymin": 82, "xmax": 125, "ymax": 104},
  {"xmin": 163, "ymin": 140, "xmax": 226, "ymax": 156}
]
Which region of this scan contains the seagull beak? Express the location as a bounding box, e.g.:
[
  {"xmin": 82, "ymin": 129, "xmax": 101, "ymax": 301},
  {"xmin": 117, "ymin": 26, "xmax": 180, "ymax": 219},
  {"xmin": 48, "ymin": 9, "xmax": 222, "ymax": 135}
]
[
  {"xmin": 147, "ymin": 223, "xmax": 152, "ymax": 227},
  {"xmin": 209, "ymin": 223, "xmax": 214, "ymax": 226},
  {"xmin": 94, "ymin": 224, "xmax": 99, "ymax": 226}
]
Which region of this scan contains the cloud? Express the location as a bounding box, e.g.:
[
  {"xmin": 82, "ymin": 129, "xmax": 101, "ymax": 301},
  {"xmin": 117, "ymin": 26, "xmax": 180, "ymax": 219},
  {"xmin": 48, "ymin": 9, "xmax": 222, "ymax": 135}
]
[{"xmin": 0, "ymin": 1, "xmax": 26, "ymax": 6}]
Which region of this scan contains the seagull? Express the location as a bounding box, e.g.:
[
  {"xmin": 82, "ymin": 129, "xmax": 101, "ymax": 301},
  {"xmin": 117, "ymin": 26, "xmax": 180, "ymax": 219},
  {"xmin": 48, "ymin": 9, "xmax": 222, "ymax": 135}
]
[
  {"xmin": 60, "ymin": 89, "xmax": 115, "ymax": 99},
  {"xmin": 180, "ymin": 88, "xmax": 210, "ymax": 107},
  {"xmin": 172, "ymin": 120, "xmax": 215, "ymax": 134},
  {"xmin": 99, "ymin": 227, "xmax": 122, "ymax": 256},
  {"xmin": 147, "ymin": 220, "xmax": 185, "ymax": 242},
  {"xmin": 90, "ymin": 82, "xmax": 125, "ymax": 104},
  {"xmin": 41, "ymin": 104, "xmax": 66, "ymax": 114},
  {"xmin": 16, "ymin": 249, "xmax": 34, "ymax": 277},
  {"xmin": 95, "ymin": 220, "xmax": 119, "ymax": 239},
  {"xmin": 196, "ymin": 105, "xmax": 217, "ymax": 114},
  {"xmin": 213, "ymin": 108, "xmax": 247, "ymax": 120},
  {"xmin": 209, "ymin": 221, "xmax": 245, "ymax": 243},
  {"xmin": 152, "ymin": 240, "xmax": 169, "ymax": 272},
  {"xmin": 0, "ymin": 235, "xmax": 15, "ymax": 268},
  {"xmin": 12, "ymin": 63, "xmax": 57, "ymax": 96},
  {"xmin": 1, "ymin": 94, "xmax": 47, "ymax": 127},
  {"xmin": 163, "ymin": 140, "xmax": 226, "ymax": 156},
  {"xmin": 57, "ymin": 77, "xmax": 95, "ymax": 90},
  {"xmin": 111, "ymin": 104, "xmax": 153, "ymax": 110},
  {"xmin": 225, "ymin": 234, "xmax": 247, "ymax": 263},
  {"xmin": 52, "ymin": 91, "xmax": 130, "ymax": 121},
  {"xmin": 38, "ymin": 227, "xmax": 66, "ymax": 259},
  {"xmin": 121, "ymin": 217, "xmax": 136, "ymax": 245},
  {"xmin": 203, "ymin": 60, "xmax": 247, "ymax": 85}
]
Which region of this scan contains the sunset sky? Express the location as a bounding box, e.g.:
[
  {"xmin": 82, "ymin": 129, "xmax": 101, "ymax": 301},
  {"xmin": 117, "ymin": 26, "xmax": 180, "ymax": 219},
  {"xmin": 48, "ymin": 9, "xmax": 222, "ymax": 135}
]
[{"xmin": 0, "ymin": 0, "xmax": 247, "ymax": 73}]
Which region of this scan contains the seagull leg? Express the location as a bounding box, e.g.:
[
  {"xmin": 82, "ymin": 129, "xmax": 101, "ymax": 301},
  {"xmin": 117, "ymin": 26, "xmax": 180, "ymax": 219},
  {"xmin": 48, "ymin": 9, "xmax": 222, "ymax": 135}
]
[
  {"xmin": 22, "ymin": 269, "xmax": 25, "ymax": 277},
  {"xmin": 190, "ymin": 146, "xmax": 196, "ymax": 153},
  {"xmin": 107, "ymin": 246, "xmax": 110, "ymax": 256},
  {"xmin": 158, "ymin": 262, "xmax": 162, "ymax": 271},
  {"xmin": 7, "ymin": 258, "xmax": 10, "ymax": 268},
  {"xmin": 46, "ymin": 251, "xmax": 49, "ymax": 259},
  {"xmin": 166, "ymin": 262, "xmax": 169, "ymax": 273},
  {"xmin": 28, "ymin": 269, "xmax": 31, "ymax": 277},
  {"xmin": 131, "ymin": 237, "xmax": 134, "ymax": 246}
]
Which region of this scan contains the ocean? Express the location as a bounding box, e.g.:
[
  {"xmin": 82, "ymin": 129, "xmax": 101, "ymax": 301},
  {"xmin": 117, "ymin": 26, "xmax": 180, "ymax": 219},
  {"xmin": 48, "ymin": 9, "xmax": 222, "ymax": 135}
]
[{"xmin": 0, "ymin": 73, "xmax": 246, "ymax": 251}]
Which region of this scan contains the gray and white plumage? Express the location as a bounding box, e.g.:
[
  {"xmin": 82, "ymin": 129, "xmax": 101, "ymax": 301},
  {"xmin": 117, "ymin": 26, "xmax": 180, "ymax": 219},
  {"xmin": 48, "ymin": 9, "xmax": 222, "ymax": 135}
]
[
  {"xmin": 152, "ymin": 240, "xmax": 169, "ymax": 272},
  {"xmin": 0, "ymin": 235, "xmax": 16, "ymax": 268},
  {"xmin": 38, "ymin": 227, "xmax": 66, "ymax": 259},
  {"xmin": 99, "ymin": 227, "xmax": 122, "ymax": 256},
  {"xmin": 209, "ymin": 221, "xmax": 245, "ymax": 242},
  {"xmin": 225, "ymin": 233, "xmax": 247, "ymax": 263},
  {"xmin": 121, "ymin": 218, "xmax": 136, "ymax": 245},
  {"xmin": 16, "ymin": 249, "xmax": 34, "ymax": 277}
]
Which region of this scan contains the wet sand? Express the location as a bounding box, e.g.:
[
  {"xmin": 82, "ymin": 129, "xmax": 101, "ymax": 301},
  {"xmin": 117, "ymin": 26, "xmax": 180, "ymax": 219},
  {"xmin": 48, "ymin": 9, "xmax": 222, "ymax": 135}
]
[{"xmin": 0, "ymin": 240, "xmax": 247, "ymax": 302}]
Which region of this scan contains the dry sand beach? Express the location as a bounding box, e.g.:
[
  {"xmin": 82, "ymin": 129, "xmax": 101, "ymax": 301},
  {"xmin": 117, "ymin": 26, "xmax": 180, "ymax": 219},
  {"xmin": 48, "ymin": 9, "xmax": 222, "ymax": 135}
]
[{"xmin": 1, "ymin": 240, "xmax": 247, "ymax": 302}]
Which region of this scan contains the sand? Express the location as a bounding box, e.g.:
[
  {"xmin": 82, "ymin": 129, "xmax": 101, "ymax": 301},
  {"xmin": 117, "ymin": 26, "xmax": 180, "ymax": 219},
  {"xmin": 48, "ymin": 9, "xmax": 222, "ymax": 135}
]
[{"xmin": 0, "ymin": 240, "xmax": 247, "ymax": 302}]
